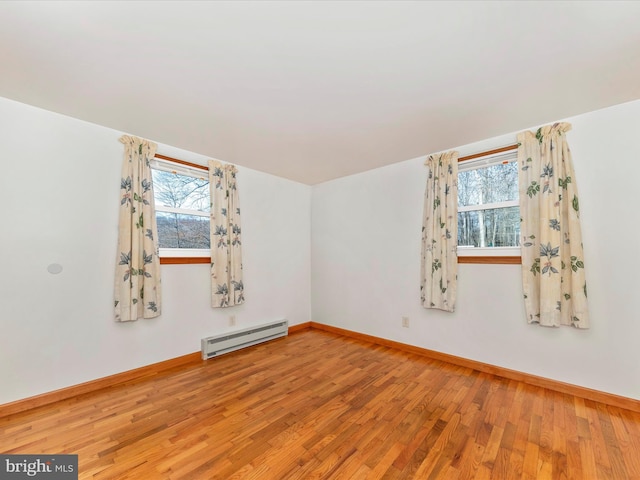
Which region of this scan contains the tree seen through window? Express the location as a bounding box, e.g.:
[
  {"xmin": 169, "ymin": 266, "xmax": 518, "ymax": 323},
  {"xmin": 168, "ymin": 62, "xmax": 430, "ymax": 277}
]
[
  {"xmin": 458, "ymin": 161, "xmax": 520, "ymax": 248},
  {"xmin": 151, "ymin": 168, "xmax": 210, "ymax": 249}
]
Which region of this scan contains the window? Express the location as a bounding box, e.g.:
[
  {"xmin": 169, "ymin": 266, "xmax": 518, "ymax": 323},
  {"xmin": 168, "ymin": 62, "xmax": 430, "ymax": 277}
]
[
  {"xmin": 150, "ymin": 158, "xmax": 210, "ymax": 260},
  {"xmin": 457, "ymin": 150, "xmax": 520, "ymax": 262}
]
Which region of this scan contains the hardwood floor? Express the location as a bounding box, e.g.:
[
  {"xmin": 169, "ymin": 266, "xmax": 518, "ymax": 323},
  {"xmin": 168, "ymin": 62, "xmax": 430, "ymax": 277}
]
[{"xmin": 2, "ymin": 330, "xmax": 640, "ymax": 479}]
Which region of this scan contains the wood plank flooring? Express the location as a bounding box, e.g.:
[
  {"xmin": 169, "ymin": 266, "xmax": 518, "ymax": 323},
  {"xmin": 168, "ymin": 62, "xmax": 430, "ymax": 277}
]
[{"xmin": 1, "ymin": 330, "xmax": 640, "ymax": 479}]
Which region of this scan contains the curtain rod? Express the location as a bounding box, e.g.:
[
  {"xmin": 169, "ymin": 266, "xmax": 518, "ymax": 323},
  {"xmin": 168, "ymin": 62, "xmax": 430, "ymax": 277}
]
[
  {"xmin": 155, "ymin": 154, "xmax": 209, "ymax": 171},
  {"xmin": 458, "ymin": 144, "xmax": 518, "ymax": 163}
]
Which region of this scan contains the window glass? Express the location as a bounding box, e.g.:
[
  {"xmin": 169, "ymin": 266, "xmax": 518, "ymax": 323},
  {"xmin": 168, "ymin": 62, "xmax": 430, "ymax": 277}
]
[
  {"xmin": 458, "ymin": 206, "xmax": 520, "ymax": 248},
  {"xmin": 152, "ymin": 169, "xmax": 209, "ymax": 212},
  {"xmin": 151, "ymin": 163, "xmax": 210, "ymax": 255},
  {"xmin": 457, "ymin": 155, "xmax": 520, "ymax": 251},
  {"xmin": 458, "ymin": 162, "xmax": 518, "ymax": 207},
  {"xmin": 155, "ymin": 212, "xmax": 210, "ymax": 249}
]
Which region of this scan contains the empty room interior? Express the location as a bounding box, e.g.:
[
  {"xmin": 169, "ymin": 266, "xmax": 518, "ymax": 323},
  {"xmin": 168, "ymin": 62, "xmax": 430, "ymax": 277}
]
[{"xmin": 1, "ymin": 1, "xmax": 640, "ymax": 479}]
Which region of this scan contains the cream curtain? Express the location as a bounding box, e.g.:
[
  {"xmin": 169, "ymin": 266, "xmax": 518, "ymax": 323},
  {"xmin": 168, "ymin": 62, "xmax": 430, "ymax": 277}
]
[
  {"xmin": 209, "ymin": 160, "xmax": 245, "ymax": 308},
  {"xmin": 421, "ymin": 151, "xmax": 459, "ymax": 312},
  {"xmin": 114, "ymin": 136, "xmax": 162, "ymax": 322},
  {"xmin": 517, "ymin": 123, "xmax": 589, "ymax": 328}
]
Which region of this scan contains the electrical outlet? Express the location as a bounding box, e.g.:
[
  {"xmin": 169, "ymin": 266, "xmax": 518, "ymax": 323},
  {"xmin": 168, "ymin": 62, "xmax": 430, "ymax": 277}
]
[
  {"xmin": 402, "ymin": 316, "xmax": 409, "ymax": 328},
  {"xmin": 229, "ymin": 315, "xmax": 236, "ymax": 326}
]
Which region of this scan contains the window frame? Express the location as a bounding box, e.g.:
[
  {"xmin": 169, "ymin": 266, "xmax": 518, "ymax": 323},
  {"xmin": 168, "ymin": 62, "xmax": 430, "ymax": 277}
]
[
  {"xmin": 457, "ymin": 147, "xmax": 521, "ymax": 265},
  {"xmin": 150, "ymin": 155, "xmax": 212, "ymax": 265}
]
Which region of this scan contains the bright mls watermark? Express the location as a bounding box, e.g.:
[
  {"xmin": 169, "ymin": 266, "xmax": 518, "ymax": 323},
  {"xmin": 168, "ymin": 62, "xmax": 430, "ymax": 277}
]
[{"xmin": 0, "ymin": 455, "xmax": 77, "ymax": 479}]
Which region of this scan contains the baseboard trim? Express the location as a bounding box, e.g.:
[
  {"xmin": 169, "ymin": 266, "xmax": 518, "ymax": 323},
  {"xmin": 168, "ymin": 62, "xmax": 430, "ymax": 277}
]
[
  {"xmin": 310, "ymin": 322, "xmax": 640, "ymax": 414},
  {"xmin": 289, "ymin": 321, "xmax": 312, "ymax": 334},
  {"xmin": 4, "ymin": 322, "xmax": 638, "ymax": 417},
  {"xmin": 0, "ymin": 352, "xmax": 203, "ymax": 418}
]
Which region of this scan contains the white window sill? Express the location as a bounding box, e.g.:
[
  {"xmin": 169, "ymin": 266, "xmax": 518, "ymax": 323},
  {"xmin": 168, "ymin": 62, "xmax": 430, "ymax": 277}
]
[
  {"xmin": 158, "ymin": 248, "xmax": 210, "ymax": 258},
  {"xmin": 457, "ymin": 246, "xmax": 521, "ymax": 257}
]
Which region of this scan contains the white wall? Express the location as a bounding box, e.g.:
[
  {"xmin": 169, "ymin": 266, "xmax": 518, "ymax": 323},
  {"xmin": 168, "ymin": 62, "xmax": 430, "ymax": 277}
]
[
  {"xmin": 311, "ymin": 99, "xmax": 640, "ymax": 400},
  {"xmin": 0, "ymin": 97, "xmax": 311, "ymax": 405}
]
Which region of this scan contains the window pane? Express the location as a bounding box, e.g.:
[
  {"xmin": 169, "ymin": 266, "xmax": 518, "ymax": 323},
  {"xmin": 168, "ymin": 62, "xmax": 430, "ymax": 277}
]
[
  {"xmin": 457, "ymin": 206, "xmax": 520, "ymax": 248},
  {"xmin": 152, "ymin": 169, "xmax": 210, "ymax": 212},
  {"xmin": 156, "ymin": 212, "xmax": 210, "ymax": 249},
  {"xmin": 458, "ymin": 162, "xmax": 518, "ymax": 207}
]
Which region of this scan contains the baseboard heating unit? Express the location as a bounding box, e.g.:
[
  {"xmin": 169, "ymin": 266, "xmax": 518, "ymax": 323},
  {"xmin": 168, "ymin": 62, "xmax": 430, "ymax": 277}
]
[{"xmin": 201, "ymin": 319, "xmax": 289, "ymax": 360}]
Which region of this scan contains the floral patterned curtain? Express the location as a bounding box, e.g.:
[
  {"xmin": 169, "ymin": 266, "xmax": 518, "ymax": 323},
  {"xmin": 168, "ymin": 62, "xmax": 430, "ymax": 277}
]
[
  {"xmin": 209, "ymin": 160, "xmax": 245, "ymax": 308},
  {"xmin": 421, "ymin": 151, "xmax": 459, "ymax": 312},
  {"xmin": 114, "ymin": 136, "xmax": 162, "ymax": 322},
  {"xmin": 517, "ymin": 123, "xmax": 589, "ymax": 328}
]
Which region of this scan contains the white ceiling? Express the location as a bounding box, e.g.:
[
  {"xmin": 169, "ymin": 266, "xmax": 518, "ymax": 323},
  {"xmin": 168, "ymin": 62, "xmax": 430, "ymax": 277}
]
[{"xmin": 1, "ymin": 1, "xmax": 639, "ymax": 185}]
